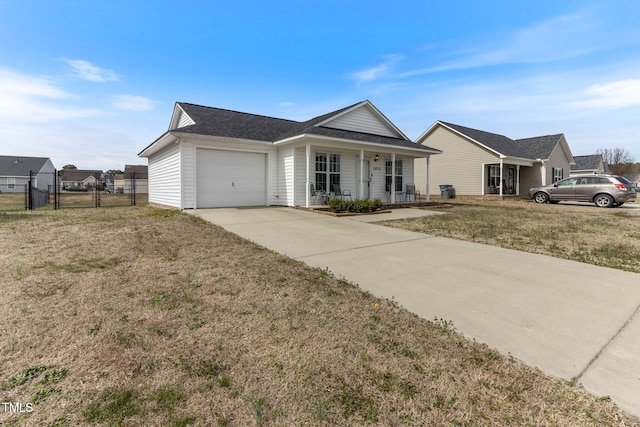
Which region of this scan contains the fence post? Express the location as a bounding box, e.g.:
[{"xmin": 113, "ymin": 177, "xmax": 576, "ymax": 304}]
[
  {"xmin": 132, "ymin": 172, "xmax": 136, "ymax": 206},
  {"xmin": 54, "ymin": 169, "xmax": 59, "ymax": 210},
  {"xmin": 28, "ymin": 170, "xmax": 33, "ymax": 210}
]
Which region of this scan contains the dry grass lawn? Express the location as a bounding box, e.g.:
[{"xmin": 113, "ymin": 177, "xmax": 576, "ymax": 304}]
[
  {"xmin": 1, "ymin": 205, "xmax": 639, "ymax": 426},
  {"xmin": 379, "ymin": 198, "xmax": 640, "ymax": 274}
]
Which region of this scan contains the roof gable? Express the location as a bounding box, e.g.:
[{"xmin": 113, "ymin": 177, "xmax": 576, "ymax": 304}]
[
  {"xmin": 169, "ymin": 104, "xmax": 196, "ymax": 130},
  {"xmin": 315, "ymin": 101, "xmax": 407, "ymax": 139}
]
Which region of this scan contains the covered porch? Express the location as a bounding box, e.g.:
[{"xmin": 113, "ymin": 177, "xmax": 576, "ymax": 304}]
[
  {"xmin": 277, "ymin": 137, "xmax": 439, "ymax": 208},
  {"xmin": 482, "ymin": 157, "xmax": 535, "ymax": 196}
]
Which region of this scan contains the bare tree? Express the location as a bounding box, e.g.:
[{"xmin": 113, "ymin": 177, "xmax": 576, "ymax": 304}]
[{"xmin": 596, "ymin": 148, "xmax": 638, "ymax": 176}]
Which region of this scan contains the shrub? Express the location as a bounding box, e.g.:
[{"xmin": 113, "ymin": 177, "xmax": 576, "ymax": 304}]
[{"xmin": 327, "ymin": 198, "xmax": 383, "ymax": 213}]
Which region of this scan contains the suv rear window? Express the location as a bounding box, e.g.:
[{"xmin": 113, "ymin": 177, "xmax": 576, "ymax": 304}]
[{"xmin": 615, "ymin": 176, "xmax": 633, "ymax": 185}]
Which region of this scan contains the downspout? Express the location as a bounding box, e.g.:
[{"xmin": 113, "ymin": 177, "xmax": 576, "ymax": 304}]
[
  {"xmin": 499, "ymin": 157, "xmax": 504, "ymax": 196},
  {"xmin": 305, "ymin": 145, "xmax": 311, "ymax": 208},
  {"xmin": 391, "ymin": 153, "xmax": 396, "ymax": 203},
  {"xmin": 359, "ymin": 150, "xmax": 364, "ymax": 199},
  {"xmin": 426, "ymin": 155, "xmax": 430, "ymax": 203}
]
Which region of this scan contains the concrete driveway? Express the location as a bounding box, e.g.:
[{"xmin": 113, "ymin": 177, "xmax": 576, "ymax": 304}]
[{"xmin": 188, "ymin": 207, "xmax": 640, "ymax": 417}]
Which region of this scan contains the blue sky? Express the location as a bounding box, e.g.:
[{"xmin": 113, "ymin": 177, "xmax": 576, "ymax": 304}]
[{"xmin": 1, "ymin": 0, "xmax": 639, "ymax": 170}]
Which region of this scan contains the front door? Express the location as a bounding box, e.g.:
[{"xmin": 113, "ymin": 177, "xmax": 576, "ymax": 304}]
[{"xmin": 357, "ymin": 159, "xmax": 371, "ymax": 199}]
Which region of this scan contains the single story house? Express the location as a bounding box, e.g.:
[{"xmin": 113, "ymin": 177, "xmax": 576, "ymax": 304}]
[
  {"xmin": 114, "ymin": 165, "xmax": 148, "ymax": 194},
  {"xmin": 0, "ymin": 156, "xmax": 55, "ymax": 193},
  {"xmin": 59, "ymin": 170, "xmax": 103, "ymax": 190},
  {"xmin": 570, "ymin": 154, "xmax": 609, "ymax": 176},
  {"xmin": 139, "ymin": 100, "xmax": 441, "ymax": 209},
  {"xmin": 414, "ymin": 121, "xmax": 574, "ymax": 196}
]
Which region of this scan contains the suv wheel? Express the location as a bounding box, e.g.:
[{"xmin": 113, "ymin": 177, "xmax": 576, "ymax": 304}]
[
  {"xmin": 594, "ymin": 194, "xmax": 614, "ymax": 208},
  {"xmin": 533, "ymin": 192, "xmax": 549, "ymax": 204}
]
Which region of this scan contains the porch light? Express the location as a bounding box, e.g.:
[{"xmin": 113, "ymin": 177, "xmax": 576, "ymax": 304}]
[{"xmin": 374, "ymin": 154, "xmax": 379, "ymax": 162}]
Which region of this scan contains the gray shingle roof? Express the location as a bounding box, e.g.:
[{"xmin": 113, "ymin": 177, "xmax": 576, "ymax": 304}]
[
  {"xmin": 0, "ymin": 156, "xmax": 50, "ymax": 177},
  {"xmin": 173, "ymin": 102, "xmax": 438, "ymax": 152},
  {"xmin": 440, "ymin": 122, "xmax": 563, "ymax": 160},
  {"xmin": 571, "ymin": 155, "xmax": 603, "ymax": 170}
]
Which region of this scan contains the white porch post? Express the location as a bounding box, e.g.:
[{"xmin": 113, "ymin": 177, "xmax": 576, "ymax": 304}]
[
  {"xmin": 540, "ymin": 160, "xmax": 547, "ymax": 186},
  {"xmin": 516, "ymin": 165, "xmax": 521, "ymax": 195},
  {"xmin": 499, "ymin": 158, "xmax": 504, "ymax": 196},
  {"xmin": 305, "ymin": 145, "xmax": 311, "ymax": 208},
  {"xmin": 391, "ymin": 153, "xmax": 396, "ymax": 203},
  {"xmin": 426, "ymin": 155, "xmax": 430, "ymax": 202},
  {"xmin": 359, "ymin": 150, "xmax": 364, "ymax": 199}
]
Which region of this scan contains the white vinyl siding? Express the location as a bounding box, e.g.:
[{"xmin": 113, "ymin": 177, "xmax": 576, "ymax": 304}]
[
  {"xmin": 181, "ymin": 142, "xmax": 196, "ymax": 208},
  {"xmin": 177, "ymin": 111, "xmax": 195, "ymax": 128},
  {"xmin": 278, "ymin": 146, "xmax": 294, "ymax": 206},
  {"xmin": 148, "ymin": 144, "xmax": 182, "ymax": 208},
  {"xmin": 321, "ymin": 106, "xmax": 399, "ymax": 138}
]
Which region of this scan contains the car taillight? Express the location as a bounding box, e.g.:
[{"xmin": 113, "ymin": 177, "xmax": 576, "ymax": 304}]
[{"xmin": 615, "ymin": 183, "xmax": 627, "ymax": 190}]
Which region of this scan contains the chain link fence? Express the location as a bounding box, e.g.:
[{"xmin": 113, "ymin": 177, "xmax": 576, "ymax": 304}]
[{"xmin": 0, "ymin": 170, "xmax": 146, "ymax": 212}]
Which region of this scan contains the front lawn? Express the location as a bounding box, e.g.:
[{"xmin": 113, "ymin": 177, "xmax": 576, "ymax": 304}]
[
  {"xmin": 379, "ymin": 199, "xmax": 640, "ymax": 273},
  {"xmin": 1, "ymin": 206, "xmax": 637, "ymax": 426}
]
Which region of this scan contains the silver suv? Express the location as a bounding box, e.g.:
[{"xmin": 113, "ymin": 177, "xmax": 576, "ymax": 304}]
[{"xmin": 529, "ymin": 174, "xmax": 636, "ymax": 208}]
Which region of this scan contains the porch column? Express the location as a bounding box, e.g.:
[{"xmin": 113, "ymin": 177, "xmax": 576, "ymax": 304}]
[
  {"xmin": 359, "ymin": 150, "xmax": 364, "ymax": 199},
  {"xmin": 540, "ymin": 160, "xmax": 547, "ymax": 186},
  {"xmin": 426, "ymin": 155, "xmax": 430, "ymax": 203},
  {"xmin": 516, "ymin": 165, "xmax": 521, "ymax": 195},
  {"xmin": 499, "ymin": 158, "xmax": 504, "ymax": 196},
  {"xmin": 391, "ymin": 153, "xmax": 396, "ymax": 203},
  {"xmin": 305, "ymin": 145, "xmax": 311, "ymax": 208}
]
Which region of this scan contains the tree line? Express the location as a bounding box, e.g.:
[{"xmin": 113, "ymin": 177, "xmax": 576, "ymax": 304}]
[{"xmin": 597, "ymin": 148, "xmax": 640, "ymax": 178}]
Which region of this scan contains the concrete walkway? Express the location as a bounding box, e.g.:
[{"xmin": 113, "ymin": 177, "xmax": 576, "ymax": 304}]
[{"xmin": 188, "ymin": 207, "xmax": 640, "ymax": 417}]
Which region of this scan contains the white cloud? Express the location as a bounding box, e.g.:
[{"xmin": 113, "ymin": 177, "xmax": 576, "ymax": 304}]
[
  {"xmin": 0, "ymin": 67, "xmax": 104, "ymax": 122},
  {"xmin": 112, "ymin": 94, "xmax": 157, "ymax": 111},
  {"xmin": 351, "ymin": 54, "xmax": 404, "ymax": 82},
  {"xmin": 64, "ymin": 59, "xmax": 120, "ymax": 82},
  {"xmin": 569, "ymin": 79, "xmax": 640, "ymax": 109},
  {"xmin": 398, "ymin": 11, "xmax": 599, "ymax": 78}
]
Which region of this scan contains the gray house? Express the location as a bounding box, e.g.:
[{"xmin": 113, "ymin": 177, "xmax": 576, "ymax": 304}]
[
  {"xmin": 0, "ymin": 156, "xmax": 56, "ymax": 193},
  {"xmin": 570, "ymin": 154, "xmax": 609, "ymax": 176},
  {"xmin": 414, "ymin": 121, "xmax": 574, "ymax": 197}
]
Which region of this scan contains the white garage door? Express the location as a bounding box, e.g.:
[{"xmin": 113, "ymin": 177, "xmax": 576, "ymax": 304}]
[{"xmin": 196, "ymin": 149, "xmax": 267, "ymax": 208}]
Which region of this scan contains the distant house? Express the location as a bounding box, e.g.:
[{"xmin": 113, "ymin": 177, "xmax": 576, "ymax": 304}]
[
  {"xmin": 415, "ymin": 121, "xmax": 574, "ymax": 197},
  {"xmin": 139, "ymin": 100, "xmax": 441, "ymax": 209},
  {"xmin": 570, "ymin": 154, "xmax": 609, "ymax": 176},
  {"xmin": 114, "ymin": 165, "xmax": 148, "ymax": 194},
  {"xmin": 0, "ymin": 156, "xmax": 56, "ymax": 193},
  {"xmin": 59, "ymin": 170, "xmax": 103, "ymax": 190}
]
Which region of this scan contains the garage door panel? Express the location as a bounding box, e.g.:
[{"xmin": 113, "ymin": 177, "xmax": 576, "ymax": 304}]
[{"xmin": 196, "ymin": 149, "xmax": 267, "ymax": 208}]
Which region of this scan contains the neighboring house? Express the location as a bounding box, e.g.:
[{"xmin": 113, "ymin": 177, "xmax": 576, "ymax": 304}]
[
  {"xmin": 0, "ymin": 156, "xmax": 56, "ymax": 193},
  {"xmin": 139, "ymin": 100, "xmax": 441, "ymax": 209},
  {"xmin": 570, "ymin": 154, "xmax": 609, "ymax": 176},
  {"xmin": 114, "ymin": 165, "xmax": 148, "ymax": 193},
  {"xmin": 414, "ymin": 121, "xmax": 574, "ymax": 197},
  {"xmin": 59, "ymin": 170, "xmax": 103, "ymax": 189}
]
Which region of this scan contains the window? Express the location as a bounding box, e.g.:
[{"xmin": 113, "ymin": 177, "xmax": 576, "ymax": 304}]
[
  {"xmin": 7, "ymin": 178, "xmax": 15, "ymax": 189},
  {"xmin": 488, "ymin": 165, "xmax": 500, "ymax": 187},
  {"xmin": 556, "ymin": 178, "xmax": 577, "ymax": 186},
  {"xmin": 552, "ymin": 167, "xmax": 564, "ymax": 183},
  {"xmin": 385, "ymin": 159, "xmax": 403, "ymax": 192},
  {"xmin": 315, "ymin": 152, "xmax": 340, "ymax": 192}
]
